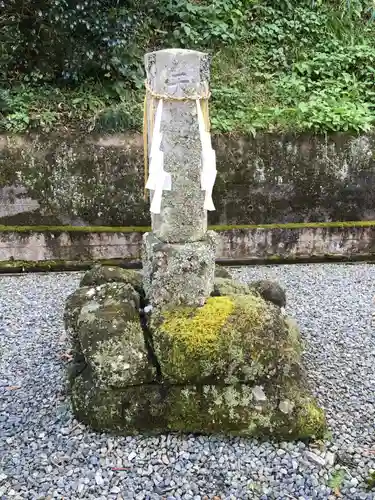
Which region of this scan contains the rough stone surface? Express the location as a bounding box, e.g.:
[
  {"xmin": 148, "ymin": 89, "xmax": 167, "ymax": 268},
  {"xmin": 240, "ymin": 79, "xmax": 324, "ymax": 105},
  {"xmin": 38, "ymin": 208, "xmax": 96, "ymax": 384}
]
[
  {"xmin": 2, "ymin": 224, "xmax": 375, "ymax": 266},
  {"xmin": 211, "ymin": 277, "xmax": 250, "ymax": 296},
  {"xmin": 142, "ymin": 231, "xmax": 217, "ymax": 308},
  {"xmin": 79, "ymin": 264, "xmax": 143, "ymax": 295},
  {"xmin": 65, "ymin": 280, "xmax": 155, "ymax": 387},
  {"xmin": 64, "ymin": 285, "xmax": 93, "ymax": 334},
  {"xmin": 249, "ymin": 279, "xmax": 287, "ymax": 308},
  {"xmin": 64, "ymin": 264, "xmax": 322, "ymax": 440},
  {"xmin": 72, "ymin": 374, "xmax": 325, "ymax": 440},
  {"xmin": 2, "ymin": 133, "xmax": 375, "ymax": 227},
  {"xmin": 214, "ymin": 264, "xmax": 232, "ymax": 279},
  {"xmin": 151, "ymin": 293, "xmax": 300, "ymax": 384},
  {"xmin": 144, "ymin": 49, "xmax": 211, "ymax": 243}
]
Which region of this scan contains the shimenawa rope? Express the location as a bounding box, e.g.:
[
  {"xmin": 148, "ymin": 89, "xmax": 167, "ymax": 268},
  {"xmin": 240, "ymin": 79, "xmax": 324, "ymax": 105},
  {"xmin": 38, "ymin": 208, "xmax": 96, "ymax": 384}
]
[{"xmin": 143, "ymin": 80, "xmax": 211, "ymax": 201}]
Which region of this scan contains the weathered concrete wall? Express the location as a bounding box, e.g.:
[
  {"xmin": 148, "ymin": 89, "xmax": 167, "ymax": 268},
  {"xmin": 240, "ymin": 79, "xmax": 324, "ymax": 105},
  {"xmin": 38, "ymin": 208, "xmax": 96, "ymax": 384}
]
[
  {"xmin": 1, "ymin": 132, "xmax": 375, "ymax": 226},
  {"xmin": 1, "ymin": 225, "xmax": 374, "ymax": 268}
]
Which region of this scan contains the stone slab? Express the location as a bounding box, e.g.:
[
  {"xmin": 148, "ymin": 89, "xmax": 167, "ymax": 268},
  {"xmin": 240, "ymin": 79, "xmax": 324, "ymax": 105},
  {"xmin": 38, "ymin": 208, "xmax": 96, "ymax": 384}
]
[{"xmin": 71, "ymin": 371, "xmax": 326, "ymax": 440}]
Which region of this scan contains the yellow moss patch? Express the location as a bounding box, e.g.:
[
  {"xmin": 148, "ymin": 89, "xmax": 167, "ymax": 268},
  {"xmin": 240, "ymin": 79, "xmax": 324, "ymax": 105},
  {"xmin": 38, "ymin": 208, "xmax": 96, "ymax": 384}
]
[{"xmin": 161, "ymin": 296, "xmax": 235, "ymax": 355}]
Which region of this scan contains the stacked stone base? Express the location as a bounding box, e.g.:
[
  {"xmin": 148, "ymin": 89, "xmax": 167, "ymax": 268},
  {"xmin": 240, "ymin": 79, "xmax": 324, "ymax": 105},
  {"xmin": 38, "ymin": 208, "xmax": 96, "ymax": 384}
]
[
  {"xmin": 64, "ymin": 264, "xmax": 326, "ymax": 440},
  {"xmin": 72, "ymin": 372, "xmax": 323, "ymax": 439}
]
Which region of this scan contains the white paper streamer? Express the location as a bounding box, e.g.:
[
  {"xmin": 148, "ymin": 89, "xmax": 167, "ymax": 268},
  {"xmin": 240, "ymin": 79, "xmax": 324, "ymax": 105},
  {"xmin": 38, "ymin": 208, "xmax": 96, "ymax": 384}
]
[
  {"xmin": 146, "ymin": 99, "xmax": 171, "ymax": 213},
  {"xmin": 201, "ymin": 148, "xmax": 217, "ymax": 211},
  {"xmin": 197, "ymin": 99, "xmax": 216, "ymax": 211}
]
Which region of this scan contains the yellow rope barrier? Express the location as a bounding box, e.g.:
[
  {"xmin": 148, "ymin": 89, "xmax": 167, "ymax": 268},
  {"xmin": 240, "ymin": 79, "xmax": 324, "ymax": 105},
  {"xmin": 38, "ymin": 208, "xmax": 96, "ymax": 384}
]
[{"xmin": 143, "ymin": 80, "xmax": 211, "ymax": 201}]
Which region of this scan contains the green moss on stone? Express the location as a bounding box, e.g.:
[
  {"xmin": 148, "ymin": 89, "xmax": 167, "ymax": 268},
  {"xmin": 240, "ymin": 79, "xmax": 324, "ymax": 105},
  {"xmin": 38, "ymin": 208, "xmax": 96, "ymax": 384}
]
[
  {"xmin": 2, "ymin": 219, "xmax": 375, "ymax": 234},
  {"xmin": 214, "ymin": 264, "xmax": 232, "ymax": 279},
  {"xmin": 153, "ymin": 294, "xmax": 295, "ymax": 384},
  {"xmin": 80, "ymin": 264, "xmax": 143, "ymax": 295},
  {"xmin": 211, "ymin": 277, "xmax": 250, "ymax": 296},
  {"xmin": 68, "ymin": 282, "xmax": 155, "ymax": 387},
  {"xmin": 161, "ymin": 296, "xmax": 235, "ymax": 357},
  {"xmin": 71, "ymin": 376, "xmax": 326, "ymax": 440},
  {"xmin": 367, "ymin": 471, "xmax": 375, "ymax": 490},
  {"xmin": 284, "ymin": 316, "xmax": 303, "ymax": 353},
  {"xmin": 295, "ymin": 401, "xmax": 326, "ymax": 440},
  {"xmin": 64, "ymin": 285, "xmax": 95, "ymax": 354},
  {"xmin": 210, "ymin": 220, "xmax": 375, "ymax": 231}
]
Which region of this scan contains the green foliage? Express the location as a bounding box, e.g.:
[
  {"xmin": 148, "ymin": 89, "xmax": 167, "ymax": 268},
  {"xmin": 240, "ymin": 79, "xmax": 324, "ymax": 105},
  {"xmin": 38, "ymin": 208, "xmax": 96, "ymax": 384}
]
[
  {"xmin": 328, "ymin": 469, "xmax": 346, "ymax": 492},
  {"xmin": 211, "ymin": 2, "xmax": 375, "ymax": 134},
  {"xmin": 1, "ymin": 0, "xmax": 375, "ymax": 133},
  {"xmin": 367, "ymin": 470, "xmax": 375, "ymax": 490},
  {"xmin": 0, "ymin": 0, "xmax": 152, "ymax": 86},
  {"xmin": 0, "ymin": 83, "xmax": 142, "ymax": 133},
  {"xmin": 158, "ymin": 0, "xmax": 252, "ymax": 46}
]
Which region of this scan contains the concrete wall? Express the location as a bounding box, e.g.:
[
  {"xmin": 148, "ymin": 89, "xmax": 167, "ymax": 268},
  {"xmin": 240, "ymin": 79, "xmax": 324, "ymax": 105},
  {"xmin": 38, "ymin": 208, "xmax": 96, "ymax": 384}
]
[
  {"xmin": 1, "ymin": 132, "xmax": 375, "ymax": 227},
  {"xmin": 1, "ymin": 224, "xmax": 374, "ymax": 270}
]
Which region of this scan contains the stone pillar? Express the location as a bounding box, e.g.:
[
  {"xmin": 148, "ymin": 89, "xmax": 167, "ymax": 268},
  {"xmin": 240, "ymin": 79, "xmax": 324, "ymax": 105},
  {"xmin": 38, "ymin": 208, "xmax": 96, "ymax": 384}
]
[
  {"xmin": 142, "ymin": 49, "xmax": 217, "ymax": 309},
  {"xmin": 144, "ymin": 48, "xmax": 210, "ymax": 243}
]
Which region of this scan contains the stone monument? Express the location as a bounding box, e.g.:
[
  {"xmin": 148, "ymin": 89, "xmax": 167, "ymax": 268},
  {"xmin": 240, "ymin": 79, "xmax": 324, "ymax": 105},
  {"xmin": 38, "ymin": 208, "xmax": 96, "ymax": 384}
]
[
  {"xmin": 142, "ymin": 48, "xmax": 217, "ymax": 309},
  {"xmin": 64, "ymin": 49, "xmax": 326, "ymax": 439}
]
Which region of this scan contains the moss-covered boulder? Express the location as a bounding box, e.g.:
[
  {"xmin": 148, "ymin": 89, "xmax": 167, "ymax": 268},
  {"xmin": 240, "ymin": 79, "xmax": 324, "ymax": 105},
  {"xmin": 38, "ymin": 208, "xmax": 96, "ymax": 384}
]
[
  {"xmin": 249, "ymin": 279, "xmax": 286, "ymax": 308},
  {"xmin": 211, "ymin": 277, "xmax": 250, "ymax": 296},
  {"xmin": 71, "ymin": 369, "xmax": 325, "ymax": 439},
  {"xmin": 80, "ymin": 264, "xmax": 143, "ymax": 296},
  {"xmin": 66, "ymin": 282, "xmax": 155, "ymax": 387},
  {"xmin": 64, "ymin": 280, "xmax": 141, "ymax": 354},
  {"xmin": 152, "ymin": 294, "xmax": 301, "ymax": 384},
  {"xmin": 64, "ymin": 285, "xmax": 94, "ymax": 354}
]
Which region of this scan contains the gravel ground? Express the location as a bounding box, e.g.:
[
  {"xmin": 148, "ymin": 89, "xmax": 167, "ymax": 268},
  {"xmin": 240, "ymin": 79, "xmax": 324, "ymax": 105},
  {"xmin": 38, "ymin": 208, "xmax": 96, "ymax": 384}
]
[{"xmin": 0, "ymin": 264, "xmax": 374, "ymax": 500}]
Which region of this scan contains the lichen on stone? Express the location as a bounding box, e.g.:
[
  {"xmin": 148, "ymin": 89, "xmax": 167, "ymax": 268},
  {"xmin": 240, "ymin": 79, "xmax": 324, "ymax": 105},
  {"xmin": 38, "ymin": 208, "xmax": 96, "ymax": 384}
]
[
  {"xmin": 214, "ymin": 264, "xmax": 231, "ymax": 279},
  {"xmin": 248, "ymin": 279, "xmax": 286, "ymax": 308},
  {"xmin": 71, "ymin": 376, "xmax": 326, "ymax": 439},
  {"xmin": 80, "ymin": 264, "xmax": 143, "ymax": 296},
  {"xmin": 65, "ymin": 280, "xmax": 155, "ymax": 387},
  {"xmin": 90, "ymin": 320, "xmax": 152, "ymax": 387},
  {"xmin": 211, "ymin": 277, "xmax": 250, "ymax": 297}
]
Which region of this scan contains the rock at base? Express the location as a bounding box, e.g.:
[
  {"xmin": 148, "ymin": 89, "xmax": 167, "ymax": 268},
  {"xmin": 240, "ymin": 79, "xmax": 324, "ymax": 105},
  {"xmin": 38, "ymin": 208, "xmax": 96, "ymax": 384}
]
[
  {"xmin": 249, "ymin": 279, "xmax": 287, "ymax": 308},
  {"xmin": 151, "ymin": 294, "xmax": 300, "ymax": 384},
  {"xmin": 65, "ymin": 266, "xmax": 325, "ymax": 441},
  {"xmin": 211, "ymin": 277, "xmax": 250, "ymax": 296},
  {"xmin": 65, "ymin": 281, "xmax": 155, "ymax": 387},
  {"xmin": 142, "ymin": 231, "xmax": 217, "ymax": 308},
  {"xmin": 80, "ymin": 264, "xmax": 143, "ymax": 295},
  {"xmin": 215, "ymin": 265, "xmax": 232, "ymax": 279},
  {"xmin": 71, "ymin": 370, "xmax": 325, "ymax": 440}
]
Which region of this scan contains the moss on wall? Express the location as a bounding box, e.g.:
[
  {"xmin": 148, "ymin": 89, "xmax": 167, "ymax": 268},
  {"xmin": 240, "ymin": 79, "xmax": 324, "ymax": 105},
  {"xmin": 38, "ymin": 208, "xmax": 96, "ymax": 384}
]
[
  {"xmin": 2, "ymin": 132, "xmax": 375, "ymax": 227},
  {"xmin": 2, "ymin": 219, "xmax": 375, "ymax": 234},
  {"xmin": 0, "ymin": 258, "xmax": 140, "ymax": 273}
]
